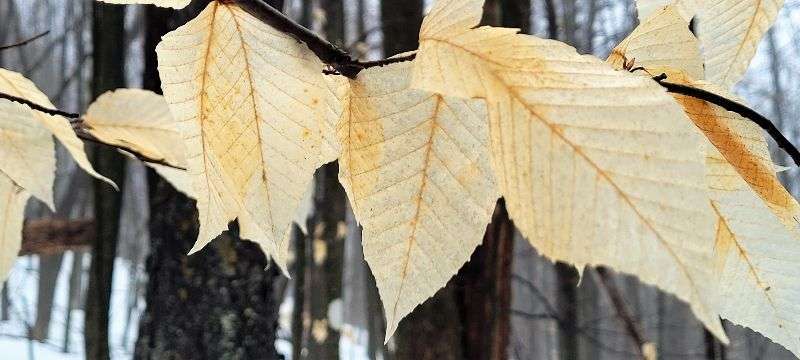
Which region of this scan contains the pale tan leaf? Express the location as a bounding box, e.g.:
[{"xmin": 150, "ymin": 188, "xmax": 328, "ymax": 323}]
[
  {"xmin": 0, "ymin": 175, "xmax": 29, "ymax": 286},
  {"xmin": 608, "ymin": 5, "xmax": 703, "ymax": 79},
  {"xmin": 635, "ymin": 0, "xmax": 698, "ymax": 22},
  {"xmin": 697, "ymin": 0, "xmax": 784, "ymax": 88},
  {"xmin": 85, "ymin": 89, "xmax": 188, "ymax": 168},
  {"xmin": 412, "ymin": 0, "xmax": 727, "ymax": 340},
  {"xmin": 708, "ymin": 148, "xmax": 800, "ymax": 357},
  {"xmin": 610, "ymin": 11, "xmax": 800, "ymax": 354},
  {"xmin": 0, "ymin": 95, "xmax": 56, "ymax": 208},
  {"xmin": 156, "ymin": 2, "xmax": 332, "ymax": 268},
  {"xmin": 337, "ymin": 61, "xmax": 498, "ymax": 339},
  {"xmin": 95, "ymin": 0, "xmax": 190, "ymax": 8},
  {"xmin": 0, "ymin": 68, "xmax": 113, "ymax": 188}
]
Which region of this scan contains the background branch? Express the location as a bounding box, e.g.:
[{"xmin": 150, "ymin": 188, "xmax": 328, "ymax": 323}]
[{"xmin": 0, "ymin": 30, "xmax": 49, "ymax": 51}]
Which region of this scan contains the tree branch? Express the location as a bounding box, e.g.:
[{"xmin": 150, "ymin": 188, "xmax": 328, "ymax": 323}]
[
  {"xmin": 594, "ymin": 267, "xmax": 651, "ymax": 360},
  {"xmin": 0, "ymin": 91, "xmax": 185, "ymax": 170},
  {"xmin": 653, "ymin": 73, "xmax": 800, "ymax": 167},
  {"xmin": 230, "ymin": 0, "xmax": 800, "ymax": 168},
  {"xmin": 0, "ymin": 31, "xmax": 50, "ymax": 51},
  {"xmin": 233, "ymin": 0, "xmax": 416, "ymax": 78},
  {"xmin": 0, "ymin": 92, "xmax": 79, "ymax": 118}
]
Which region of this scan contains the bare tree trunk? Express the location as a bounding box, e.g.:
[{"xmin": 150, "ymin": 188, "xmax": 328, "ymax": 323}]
[
  {"xmin": 31, "ymin": 253, "xmax": 63, "ymax": 341},
  {"xmin": 63, "ymin": 251, "xmax": 84, "ymax": 353},
  {"xmin": 85, "ymin": 3, "xmax": 127, "ymax": 359}
]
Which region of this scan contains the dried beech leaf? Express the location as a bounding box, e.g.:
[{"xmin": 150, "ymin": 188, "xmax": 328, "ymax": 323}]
[
  {"xmin": 611, "ymin": 10, "xmax": 800, "ymax": 355},
  {"xmin": 412, "ymin": 0, "xmax": 727, "ymax": 340},
  {"xmin": 156, "ymin": 2, "xmax": 333, "ymax": 269},
  {"xmin": 336, "ymin": 61, "xmax": 498, "ymax": 339},
  {"xmin": 608, "ymin": 5, "xmax": 703, "ymax": 79},
  {"xmin": 0, "ymin": 68, "xmax": 113, "ymax": 189},
  {"xmin": 95, "ymin": 0, "xmax": 190, "ymax": 8},
  {"xmin": 635, "ymin": 0, "xmax": 698, "ymax": 22},
  {"xmin": 85, "ymin": 89, "xmax": 188, "ymax": 168},
  {"xmin": 697, "ymin": 0, "xmax": 784, "ymax": 89},
  {"xmin": 0, "ymin": 176, "xmax": 28, "ymax": 287}
]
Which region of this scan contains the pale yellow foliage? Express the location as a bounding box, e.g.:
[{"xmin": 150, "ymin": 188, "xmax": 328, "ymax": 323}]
[
  {"xmin": 335, "ymin": 61, "xmax": 498, "ymax": 339},
  {"xmin": 0, "ymin": 176, "xmax": 28, "ymax": 289},
  {"xmin": 413, "ymin": 0, "xmax": 727, "ymax": 340},
  {"xmin": 608, "ymin": 5, "xmax": 703, "ymax": 79},
  {"xmin": 83, "ymin": 89, "xmax": 195, "ymax": 196},
  {"xmin": 610, "ymin": 8, "xmax": 800, "ymax": 355},
  {"xmin": 697, "ymin": 0, "xmax": 784, "ymax": 89},
  {"xmin": 634, "ymin": 0, "xmax": 698, "ymax": 22},
  {"xmin": 0, "ymin": 69, "xmax": 112, "ymax": 189},
  {"xmin": 156, "ymin": 2, "xmax": 334, "ymax": 269},
  {"xmin": 85, "ymin": 89, "xmax": 188, "ymax": 168},
  {"xmin": 95, "ymin": 0, "xmax": 190, "ymax": 8}
]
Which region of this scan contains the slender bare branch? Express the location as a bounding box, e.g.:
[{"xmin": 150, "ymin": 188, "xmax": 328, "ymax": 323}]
[
  {"xmin": 0, "ymin": 30, "xmax": 49, "ymax": 51},
  {"xmin": 0, "ymin": 91, "xmax": 79, "ymax": 118}
]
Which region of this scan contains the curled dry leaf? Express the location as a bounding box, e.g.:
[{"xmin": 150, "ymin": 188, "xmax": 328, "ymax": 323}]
[
  {"xmin": 156, "ymin": 1, "xmax": 335, "ymax": 269},
  {"xmin": 610, "ymin": 6, "xmax": 800, "ymax": 355},
  {"xmin": 697, "ymin": 0, "xmax": 784, "ymax": 89},
  {"xmin": 84, "ymin": 89, "xmax": 195, "ymax": 197},
  {"xmin": 334, "ymin": 61, "xmax": 498, "ymax": 339},
  {"xmin": 412, "ymin": 0, "xmax": 727, "ymax": 341},
  {"xmin": 95, "ymin": 0, "xmax": 191, "ymax": 9}
]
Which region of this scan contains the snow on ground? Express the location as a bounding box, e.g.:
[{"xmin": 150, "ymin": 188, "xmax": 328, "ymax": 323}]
[{"xmin": 0, "ymin": 253, "xmax": 144, "ymax": 359}]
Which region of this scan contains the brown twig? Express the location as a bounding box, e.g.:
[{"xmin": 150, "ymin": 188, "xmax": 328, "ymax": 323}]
[
  {"xmin": 234, "ymin": 0, "xmax": 415, "ymax": 78},
  {"xmin": 0, "ymin": 92, "xmax": 79, "ymax": 118},
  {"xmin": 0, "ymin": 30, "xmax": 50, "ymax": 51},
  {"xmin": 653, "ymin": 73, "xmax": 800, "ymax": 167}
]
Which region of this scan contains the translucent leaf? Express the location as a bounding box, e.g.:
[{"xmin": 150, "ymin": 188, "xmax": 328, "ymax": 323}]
[
  {"xmin": 412, "ymin": 0, "xmax": 727, "ymax": 341},
  {"xmin": 0, "ymin": 176, "xmax": 28, "ymax": 287},
  {"xmin": 610, "ymin": 8, "xmax": 800, "ymax": 355},
  {"xmin": 156, "ymin": 2, "xmax": 333, "ymax": 269},
  {"xmin": 336, "ymin": 61, "xmax": 498, "ymax": 339},
  {"xmin": 697, "ymin": 0, "xmax": 784, "ymax": 88}
]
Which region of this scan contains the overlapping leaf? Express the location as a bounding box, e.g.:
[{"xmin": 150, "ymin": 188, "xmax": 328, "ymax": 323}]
[
  {"xmin": 84, "ymin": 89, "xmax": 194, "ymax": 197},
  {"xmin": 697, "ymin": 0, "xmax": 784, "ymax": 89},
  {"xmin": 156, "ymin": 1, "xmax": 334, "ymax": 268},
  {"xmin": 610, "ymin": 6, "xmax": 800, "ymax": 355},
  {"xmin": 334, "ymin": 61, "xmax": 498, "ymax": 338},
  {"xmin": 0, "ymin": 177, "xmax": 29, "ymax": 289},
  {"xmin": 411, "ymin": 0, "xmax": 727, "ymax": 340}
]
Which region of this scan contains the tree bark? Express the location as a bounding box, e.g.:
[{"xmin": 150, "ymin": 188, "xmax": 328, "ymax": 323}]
[
  {"xmin": 380, "ymin": 0, "xmax": 423, "ymax": 57},
  {"xmin": 32, "ymin": 253, "xmax": 63, "ymax": 341},
  {"xmin": 134, "ymin": 2, "xmax": 283, "ymax": 359},
  {"xmin": 85, "ymin": 3, "xmax": 127, "ymax": 359}
]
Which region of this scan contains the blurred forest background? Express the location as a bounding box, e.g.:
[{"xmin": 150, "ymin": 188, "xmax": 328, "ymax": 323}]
[{"xmin": 1, "ymin": 0, "xmax": 799, "ymax": 359}]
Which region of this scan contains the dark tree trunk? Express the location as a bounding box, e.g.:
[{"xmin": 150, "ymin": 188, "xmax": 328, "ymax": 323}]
[
  {"xmin": 85, "ymin": 3, "xmax": 127, "ymax": 359},
  {"xmin": 134, "ymin": 2, "xmax": 283, "ymax": 359},
  {"xmin": 380, "ymin": 0, "xmax": 424, "ymax": 57}
]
